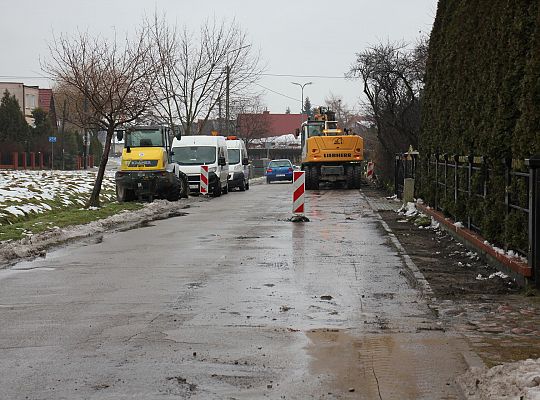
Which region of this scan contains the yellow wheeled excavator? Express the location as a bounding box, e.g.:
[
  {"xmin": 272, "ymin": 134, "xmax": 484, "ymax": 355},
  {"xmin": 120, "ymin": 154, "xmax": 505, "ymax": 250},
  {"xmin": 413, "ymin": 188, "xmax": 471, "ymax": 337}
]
[
  {"xmin": 295, "ymin": 107, "xmax": 364, "ymax": 190},
  {"xmin": 115, "ymin": 125, "xmax": 188, "ymax": 202}
]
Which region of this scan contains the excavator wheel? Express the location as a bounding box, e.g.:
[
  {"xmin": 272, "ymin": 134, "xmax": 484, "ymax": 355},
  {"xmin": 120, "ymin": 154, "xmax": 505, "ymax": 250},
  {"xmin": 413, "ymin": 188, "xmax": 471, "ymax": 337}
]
[
  {"xmin": 353, "ymin": 165, "xmax": 362, "ymax": 189},
  {"xmin": 179, "ymin": 174, "xmax": 189, "ymax": 198},
  {"xmin": 305, "ymin": 166, "xmax": 319, "ymax": 190},
  {"xmin": 116, "ymin": 185, "xmax": 135, "ymax": 202},
  {"xmin": 166, "ymin": 175, "xmax": 182, "ymax": 201},
  {"xmin": 346, "ymin": 166, "xmax": 355, "ymax": 189}
]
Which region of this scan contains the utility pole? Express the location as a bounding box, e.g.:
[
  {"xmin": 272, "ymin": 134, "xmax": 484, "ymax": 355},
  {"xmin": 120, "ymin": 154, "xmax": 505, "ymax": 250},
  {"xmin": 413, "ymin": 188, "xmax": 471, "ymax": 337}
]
[
  {"xmin": 83, "ymin": 96, "xmax": 88, "ymax": 169},
  {"xmin": 225, "ymin": 65, "xmax": 230, "ymax": 136},
  {"xmin": 223, "ymin": 44, "xmax": 250, "ymax": 136},
  {"xmin": 218, "ymin": 97, "xmax": 222, "ymax": 135},
  {"xmin": 61, "ymin": 98, "xmax": 66, "ymax": 170}
]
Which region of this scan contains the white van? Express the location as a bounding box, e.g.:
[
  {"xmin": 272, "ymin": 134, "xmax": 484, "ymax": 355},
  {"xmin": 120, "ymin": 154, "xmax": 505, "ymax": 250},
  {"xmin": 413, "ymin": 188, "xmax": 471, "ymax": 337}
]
[
  {"xmin": 171, "ymin": 135, "xmax": 229, "ymax": 196},
  {"xmin": 225, "ymin": 137, "xmax": 250, "ymax": 191}
]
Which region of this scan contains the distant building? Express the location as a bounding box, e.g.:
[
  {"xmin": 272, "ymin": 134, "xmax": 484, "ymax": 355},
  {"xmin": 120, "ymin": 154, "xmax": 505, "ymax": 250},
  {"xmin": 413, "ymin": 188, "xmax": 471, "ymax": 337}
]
[
  {"xmin": 38, "ymin": 88, "xmax": 58, "ymax": 134},
  {"xmin": 0, "ymin": 82, "xmax": 40, "ymax": 125}
]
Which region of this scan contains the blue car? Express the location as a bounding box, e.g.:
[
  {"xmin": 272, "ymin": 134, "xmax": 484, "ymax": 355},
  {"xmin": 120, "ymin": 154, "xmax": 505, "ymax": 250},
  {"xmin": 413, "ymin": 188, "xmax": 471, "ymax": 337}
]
[{"xmin": 266, "ymin": 159, "xmax": 294, "ymax": 183}]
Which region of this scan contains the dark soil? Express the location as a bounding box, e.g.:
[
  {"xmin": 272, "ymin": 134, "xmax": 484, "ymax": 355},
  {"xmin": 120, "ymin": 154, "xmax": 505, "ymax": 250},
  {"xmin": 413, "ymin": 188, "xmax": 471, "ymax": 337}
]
[{"xmin": 379, "ymin": 209, "xmax": 520, "ymax": 299}]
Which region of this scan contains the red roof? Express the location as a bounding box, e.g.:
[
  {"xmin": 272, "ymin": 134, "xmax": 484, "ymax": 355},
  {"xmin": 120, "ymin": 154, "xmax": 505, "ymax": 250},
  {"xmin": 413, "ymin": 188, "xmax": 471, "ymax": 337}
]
[{"xmin": 237, "ymin": 111, "xmax": 307, "ymax": 138}]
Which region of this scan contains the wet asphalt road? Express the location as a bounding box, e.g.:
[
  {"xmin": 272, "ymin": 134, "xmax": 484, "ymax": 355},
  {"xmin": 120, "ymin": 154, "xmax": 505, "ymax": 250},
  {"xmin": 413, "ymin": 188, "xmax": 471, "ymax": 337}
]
[{"xmin": 0, "ymin": 183, "xmax": 476, "ymax": 399}]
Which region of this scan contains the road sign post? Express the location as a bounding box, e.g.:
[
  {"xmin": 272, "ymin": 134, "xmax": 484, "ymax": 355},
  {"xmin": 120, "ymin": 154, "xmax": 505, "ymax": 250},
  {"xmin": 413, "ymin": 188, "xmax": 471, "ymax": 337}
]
[{"xmin": 48, "ymin": 136, "xmax": 57, "ymax": 170}]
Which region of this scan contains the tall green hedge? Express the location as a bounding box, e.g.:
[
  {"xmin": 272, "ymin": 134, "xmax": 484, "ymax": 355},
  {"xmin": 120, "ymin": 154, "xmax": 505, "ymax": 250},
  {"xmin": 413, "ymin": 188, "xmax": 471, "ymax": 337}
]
[
  {"xmin": 422, "ymin": 0, "xmax": 539, "ymax": 158},
  {"xmin": 420, "ymin": 1, "xmax": 540, "ymax": 252}
]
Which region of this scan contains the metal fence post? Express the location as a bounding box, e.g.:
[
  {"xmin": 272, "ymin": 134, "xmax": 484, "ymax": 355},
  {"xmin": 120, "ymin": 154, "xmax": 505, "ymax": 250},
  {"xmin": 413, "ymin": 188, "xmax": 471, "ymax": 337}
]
[
  {"xmin": 444, "ymin": 154, "xmax": 448, "ymax": 203},
  {"xmin": 435, "ymin": 153, "xmax": 439, "ymax": 210},
  {"xmin": 454, "ymin": 155, "xmax": 459, "ymax": 204},
  {"xmin": 504, "ymin": 158, "xmax": 512, "ymax": 251},
  {"xmin": 394, "ymin": 155, "xmax": 400, "ymax": 197},
  {"xmin": 526, "ymin": 155, "xmax": 540, "ymax": 288},
  {"xmin": 467, "ymin": 155, "xmax": 473, "ymax": 229}
]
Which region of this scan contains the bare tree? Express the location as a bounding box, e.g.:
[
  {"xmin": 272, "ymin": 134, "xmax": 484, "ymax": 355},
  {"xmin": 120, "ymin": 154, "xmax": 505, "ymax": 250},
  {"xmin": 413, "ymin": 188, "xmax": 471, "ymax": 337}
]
[
  {"xmin": 324, "ymin": 93, "xmax": 358, "ymax": 130},
  {"xmin": 347, "ymin": 38, "xmax": 427, "ymax": 180},
  {"xmin": 44, "ymin": 29, "xmax": 156, "ymax": 207},
  {"xmin": 234, "ymin": 96, "xmax": 270, "ymax": 148},
  {"xmin": 146, "ymin": 15, "xmax": 263, "ymax": 135}
]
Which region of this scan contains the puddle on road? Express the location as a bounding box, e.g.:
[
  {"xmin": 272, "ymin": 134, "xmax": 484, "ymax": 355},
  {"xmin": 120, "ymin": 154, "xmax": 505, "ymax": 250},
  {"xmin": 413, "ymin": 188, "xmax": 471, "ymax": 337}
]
[{"xmin": 305, "ymin": 328, "xmax": 465, "ymax": 399}]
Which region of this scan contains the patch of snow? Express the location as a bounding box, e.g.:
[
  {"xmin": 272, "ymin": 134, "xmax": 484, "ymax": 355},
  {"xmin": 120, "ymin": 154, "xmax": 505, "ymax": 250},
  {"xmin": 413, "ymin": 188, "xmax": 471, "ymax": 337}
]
[
  {"xmin": 493, "ymin": 246, "xmax": 505, "ymax": 255},
  {"xmin": 458, "ymin": 358, "xmax": 540, "ymax": 400},
  {"xmin": 476, "ymin": 271, "xmax": 510, "ymax": 281},
  {"xmin": 398, "ymin": 202, "xmax": 418, "ymax": 217},
  {"xmin": 4, "ymin": 206, "xmax": 25, "ymax": 217},
  {"xmin": 506, "ymin": 250, "xmax": 528, "ymax": 263},
  {"xmin": 0, "ymin": 170, "xmax": 116, "ymax": 226},
  {"xmin": 489, "ymin": 271, "xmax": 509, "ymax": 280}
]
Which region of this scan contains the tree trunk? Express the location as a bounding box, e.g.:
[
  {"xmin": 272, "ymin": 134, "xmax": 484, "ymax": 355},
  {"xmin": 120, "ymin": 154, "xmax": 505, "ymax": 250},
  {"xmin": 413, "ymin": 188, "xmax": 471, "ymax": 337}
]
[{"xmin": 86, "ymin": 127, "xmax": 113, "ymax": 207}]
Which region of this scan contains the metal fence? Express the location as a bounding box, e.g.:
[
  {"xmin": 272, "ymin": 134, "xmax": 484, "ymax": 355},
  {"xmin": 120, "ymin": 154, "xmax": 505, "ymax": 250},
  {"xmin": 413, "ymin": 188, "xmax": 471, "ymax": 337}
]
[{"xmin": 395, "ymin": 153, "xmax": 540, "ymax": 286}]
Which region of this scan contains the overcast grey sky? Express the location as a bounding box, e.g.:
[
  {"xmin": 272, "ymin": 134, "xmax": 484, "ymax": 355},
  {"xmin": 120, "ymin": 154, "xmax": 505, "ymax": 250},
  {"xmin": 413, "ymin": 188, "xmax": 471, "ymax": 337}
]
[{"xmin": 1, "ymin": 0, "xmax": 438, "ymax": 114}]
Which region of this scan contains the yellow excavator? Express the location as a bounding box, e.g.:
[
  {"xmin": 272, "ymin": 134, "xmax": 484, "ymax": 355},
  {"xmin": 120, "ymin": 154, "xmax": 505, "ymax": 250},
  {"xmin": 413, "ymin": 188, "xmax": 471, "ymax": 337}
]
[
  {"xmin": 114, "ymin": 125, "xmax": 188, "ymax": 202},
  {"xmin": 295, "ymin": 107, "xmax": 364, "ymax": 190}
]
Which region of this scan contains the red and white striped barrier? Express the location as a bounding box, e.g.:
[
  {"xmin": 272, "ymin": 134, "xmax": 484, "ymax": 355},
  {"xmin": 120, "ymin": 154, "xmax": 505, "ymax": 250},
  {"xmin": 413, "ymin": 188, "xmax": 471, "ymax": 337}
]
[
  {"xmin": 366, "ymin": 161, "xmax": 375, "ymax": 180},
  {"xmin": 292, "ymin": 171, "xmax": 305, "ymax": 215},
  {"xmin": 200, "ymin": 165, "xmax": 209, "ymax": 194}
]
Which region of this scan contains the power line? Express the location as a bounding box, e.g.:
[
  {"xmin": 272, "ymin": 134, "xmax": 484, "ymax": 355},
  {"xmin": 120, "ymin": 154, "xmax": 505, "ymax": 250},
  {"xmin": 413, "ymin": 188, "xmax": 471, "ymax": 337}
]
[
  {"xmin": 0, "ymin": 75, "xmax": 51, "ymax": 80},
  {"xmin": 254, "ymin": 83, "xmax": 299, "ymax": 102},
  {"xmin": 0, "ymin": 72, "xmax": 352, "ymax": 81},
  {"xmin": 260, "ymin": 73, "xmax": 349, "ymax": 79}
]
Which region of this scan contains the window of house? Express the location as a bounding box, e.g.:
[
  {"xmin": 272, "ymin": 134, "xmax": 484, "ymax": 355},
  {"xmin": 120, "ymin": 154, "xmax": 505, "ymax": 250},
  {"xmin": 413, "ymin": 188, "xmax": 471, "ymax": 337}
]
[{"xmin": 26, "ymin": 94, "xmax": 36, "ymax": 109}]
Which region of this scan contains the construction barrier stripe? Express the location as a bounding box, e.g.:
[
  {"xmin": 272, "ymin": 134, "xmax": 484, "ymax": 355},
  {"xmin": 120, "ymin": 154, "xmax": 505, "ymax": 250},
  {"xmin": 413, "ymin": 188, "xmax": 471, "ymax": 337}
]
[
  {"xmin": 200, "ymin": 165, "xmax": 209, "ymax": 194},
  {"xmin": 366, "ymin": 161, "xmax": 374, "ymax": 179},
  {"xmin": 292, "ymin": 171, "xmax": 305, "ymax": 215}
]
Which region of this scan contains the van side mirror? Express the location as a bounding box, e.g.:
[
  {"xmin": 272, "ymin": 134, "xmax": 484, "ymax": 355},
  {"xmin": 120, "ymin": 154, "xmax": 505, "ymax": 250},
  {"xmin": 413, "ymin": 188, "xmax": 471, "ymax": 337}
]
[
  {"xmin": 242, "ymin": 158, "xmax": 249, "ymax": 166},
  {"xmin": 218, "ymin": 157, "xmax": 227, "ymax": 166},
  {"xmin": 174, "ymin": 126, "xmax": 183, "ymax": 140},
  {"xmin": 116, "ymin": 130, "xmax": 124, "ymax": 141}
]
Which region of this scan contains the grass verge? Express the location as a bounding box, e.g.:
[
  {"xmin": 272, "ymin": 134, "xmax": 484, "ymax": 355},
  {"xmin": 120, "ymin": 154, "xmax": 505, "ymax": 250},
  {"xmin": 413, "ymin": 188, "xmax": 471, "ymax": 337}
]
[{"xmin": 0, "ymin": 202, "xmax": 143, "ymax": 242}]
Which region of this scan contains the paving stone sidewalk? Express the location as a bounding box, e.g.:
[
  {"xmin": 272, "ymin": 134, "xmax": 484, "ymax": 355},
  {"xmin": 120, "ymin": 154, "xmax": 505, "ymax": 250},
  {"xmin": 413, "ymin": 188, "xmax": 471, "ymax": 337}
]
[{"xmin": 361, "ymin": 185, "xmax": 540, "ymax": 367}]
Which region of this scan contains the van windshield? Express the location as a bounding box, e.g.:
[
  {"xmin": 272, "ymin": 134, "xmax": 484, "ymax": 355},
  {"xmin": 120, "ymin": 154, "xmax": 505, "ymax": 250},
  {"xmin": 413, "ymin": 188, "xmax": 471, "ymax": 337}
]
[
  {"xmin": 172, "ymin": 146, "xmax": 216, "ymax": 165},
  {"xmin": 227, "ymin": 149, "xmax": 240, "ymax": 165}
]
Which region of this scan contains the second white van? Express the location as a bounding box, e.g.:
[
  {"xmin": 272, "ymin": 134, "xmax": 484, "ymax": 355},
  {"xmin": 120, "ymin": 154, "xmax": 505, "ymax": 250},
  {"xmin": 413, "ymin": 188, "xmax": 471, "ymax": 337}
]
[
  {"xmin": 225, "ymin": 136, "xmax": 250, "ymax": 191},
  {"xmin": 171, "ymin": 135, "xmax": 229, "ymax": 196}
]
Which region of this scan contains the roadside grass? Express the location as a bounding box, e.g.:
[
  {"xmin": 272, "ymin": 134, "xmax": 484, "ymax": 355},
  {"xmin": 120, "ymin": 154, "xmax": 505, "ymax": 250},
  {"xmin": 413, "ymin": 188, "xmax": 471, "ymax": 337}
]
[{"xmin": 0, "ymin": 201, "xmax": 143, "ymax": 242}]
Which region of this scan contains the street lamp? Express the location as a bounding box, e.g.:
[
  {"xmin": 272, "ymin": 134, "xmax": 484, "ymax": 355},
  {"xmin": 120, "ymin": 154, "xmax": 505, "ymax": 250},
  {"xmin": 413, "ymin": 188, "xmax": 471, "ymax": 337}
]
[{"xmin": 291, "ymin": 81, "xmax": 313, "ymax": 114}]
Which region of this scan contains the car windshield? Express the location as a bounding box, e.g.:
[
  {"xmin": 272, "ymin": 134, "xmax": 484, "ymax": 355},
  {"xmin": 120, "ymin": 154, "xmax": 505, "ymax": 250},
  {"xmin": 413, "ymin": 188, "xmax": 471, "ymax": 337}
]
[
  {"xmin": 268, "ymin": 160, "xmax": 291, "ymax": 168},
  {"xmin": 227, "ymin": 149, "xmax": 240, "ymax": 165},
  {"xmin": 172, "ymin": 146, "xmax": 216, "ymax": 165},
  {"xmin": 126, "ymin": 129, "xmax": 164, "ymax": 147}
]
